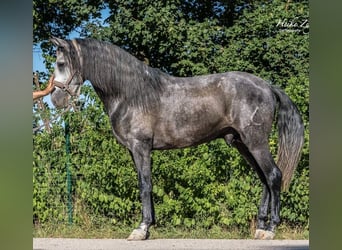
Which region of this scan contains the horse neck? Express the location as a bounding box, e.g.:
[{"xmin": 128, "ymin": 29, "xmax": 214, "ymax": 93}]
[{"xmin": 79, "ymin": 41, "xmax": 165, "ymax": 112}]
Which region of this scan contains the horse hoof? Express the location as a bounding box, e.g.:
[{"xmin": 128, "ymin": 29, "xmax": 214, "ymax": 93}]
[
  {"xmin": 254, "ymin": 229, "xmax": 275, "ymax": 240},
  {"xmin": 127, "ymin": 228, "xmax": 150, "ymax": 241}
]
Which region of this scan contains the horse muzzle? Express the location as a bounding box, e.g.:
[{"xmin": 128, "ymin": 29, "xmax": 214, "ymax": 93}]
[{"xmin": 51, "ymin": 88, "xmax": 70, "ymax": 108}]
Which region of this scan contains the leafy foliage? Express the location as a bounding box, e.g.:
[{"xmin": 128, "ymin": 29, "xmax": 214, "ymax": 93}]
[{"xmin": 33, "ymin": 0, "xmax": 309, "ymax": 235}]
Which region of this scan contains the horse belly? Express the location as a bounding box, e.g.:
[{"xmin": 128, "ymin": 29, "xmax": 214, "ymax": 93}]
[{"xmin": 152, "ymin": 97, "xmax": 230, "ymax": 149}]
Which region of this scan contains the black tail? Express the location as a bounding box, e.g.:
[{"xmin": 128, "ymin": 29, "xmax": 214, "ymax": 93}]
[{"xmin": 271, "ymin": 86, "xmax": 304, "ymax": 190}]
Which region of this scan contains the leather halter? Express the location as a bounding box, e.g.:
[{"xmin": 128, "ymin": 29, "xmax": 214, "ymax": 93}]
[{"xmin": 53, "ymin": 70, "xmax": 82, "ymax": 96}]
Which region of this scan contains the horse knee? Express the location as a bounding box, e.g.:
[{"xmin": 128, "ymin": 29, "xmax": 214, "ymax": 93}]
[{"xmin": 140, "ymin": 181, "xmax": 152, "ymax": 197}]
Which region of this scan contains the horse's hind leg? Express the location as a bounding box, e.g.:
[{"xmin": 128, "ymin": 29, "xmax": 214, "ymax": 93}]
[
  {"xmin": 254, "ymin": 186, "xmax": 274, "ymax": 240},
  {"xmin": 225, "ymin": 135, "xmax": 280, "ymax": 239},
  {"xmin": 249, "ymin": 145, "xmax": 282, "ymax": 239}
]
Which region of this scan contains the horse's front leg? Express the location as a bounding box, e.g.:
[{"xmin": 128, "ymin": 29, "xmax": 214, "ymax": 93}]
[{"xmin": 127, "ymin": 140, "xmax": 155, "ymax": 241}]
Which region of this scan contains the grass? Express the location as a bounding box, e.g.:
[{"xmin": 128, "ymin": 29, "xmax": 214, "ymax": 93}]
[
  {"xmin": 33, "ymin": 222, "xmax": 309, "ymax": 240},
  {"xmin": 33, "ymin": 198, "xmax": 309, "ymax": 240}
]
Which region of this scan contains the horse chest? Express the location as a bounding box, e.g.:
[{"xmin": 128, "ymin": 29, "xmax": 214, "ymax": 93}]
[{"xmin": 108, "ymin": 106, "xmax": 154, "ymax": 148}]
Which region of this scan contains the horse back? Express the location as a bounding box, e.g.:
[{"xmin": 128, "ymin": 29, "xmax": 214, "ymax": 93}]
[{"xmin": 150, "ymin": 71, "xmax": 276, "ymax": 149}]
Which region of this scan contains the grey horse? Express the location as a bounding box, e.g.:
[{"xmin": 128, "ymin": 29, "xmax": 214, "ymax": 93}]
[{"xmin": 49, "ymin": 37, "xmax": 304, "ymax": 240}]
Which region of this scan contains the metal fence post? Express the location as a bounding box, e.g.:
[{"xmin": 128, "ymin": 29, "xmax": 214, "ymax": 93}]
[{"xmin": 65, "ymin": 114, "xmax": 73, "ymax": 225}]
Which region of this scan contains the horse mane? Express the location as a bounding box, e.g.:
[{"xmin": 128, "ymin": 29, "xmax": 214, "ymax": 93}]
[{"xmin": 74, "ymin": 38, "xmax": 167, "ymax": 111}]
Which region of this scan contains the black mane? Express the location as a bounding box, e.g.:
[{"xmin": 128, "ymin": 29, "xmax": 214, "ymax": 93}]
[{"xmin": 74, "ymin": 38, "xmax": 167, "ymax": 111}]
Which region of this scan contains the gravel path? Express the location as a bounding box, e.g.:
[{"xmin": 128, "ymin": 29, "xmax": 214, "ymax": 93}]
[{"xmin": 33, "ymin": 238, "xmax": 309, "ymax": 250}]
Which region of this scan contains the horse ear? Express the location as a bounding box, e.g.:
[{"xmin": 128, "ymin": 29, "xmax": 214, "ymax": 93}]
[{"xmin": 50, "ymin": 37, "xmax": 68, "ymax": 48}]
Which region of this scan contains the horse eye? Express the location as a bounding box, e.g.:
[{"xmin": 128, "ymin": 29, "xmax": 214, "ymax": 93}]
[{"xmin": 57, "ymin": 62, "xmax": 65, "ymax": 67}]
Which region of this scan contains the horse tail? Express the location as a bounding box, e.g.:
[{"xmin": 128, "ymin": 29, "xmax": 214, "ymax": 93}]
[{"xmin": 271, "ymin": 86, "xmax": 304, "ymax": 191}]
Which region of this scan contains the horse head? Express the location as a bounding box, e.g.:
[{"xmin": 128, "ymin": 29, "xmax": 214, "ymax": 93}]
[{"xmin": 50, "ymin": 37, "xmax": 83, "ymax": 108}]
